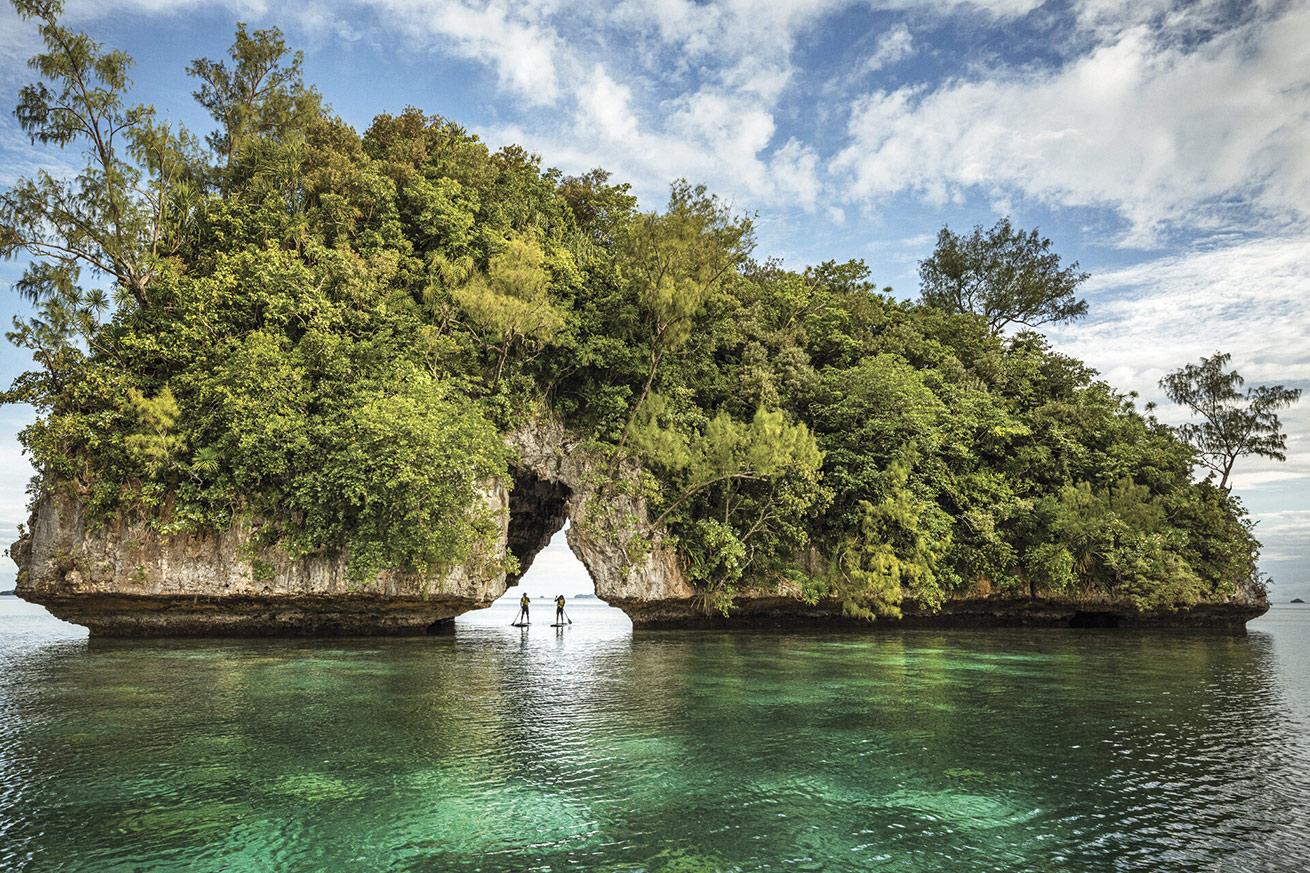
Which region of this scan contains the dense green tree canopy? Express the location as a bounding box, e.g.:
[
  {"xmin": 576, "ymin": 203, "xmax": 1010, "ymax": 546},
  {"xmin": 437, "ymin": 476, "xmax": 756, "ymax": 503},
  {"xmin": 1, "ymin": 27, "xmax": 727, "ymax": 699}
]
[{"xmin": 0, "ymin": 6, "xmax": 1266, "ymax": 616}]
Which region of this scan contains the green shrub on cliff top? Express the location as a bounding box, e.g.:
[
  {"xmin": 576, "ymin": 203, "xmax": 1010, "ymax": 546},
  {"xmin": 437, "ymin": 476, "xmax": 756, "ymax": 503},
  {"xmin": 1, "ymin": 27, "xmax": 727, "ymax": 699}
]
[{"xmin": 0, "ymin": 4, "xmax": 1264, "ymax": 609}]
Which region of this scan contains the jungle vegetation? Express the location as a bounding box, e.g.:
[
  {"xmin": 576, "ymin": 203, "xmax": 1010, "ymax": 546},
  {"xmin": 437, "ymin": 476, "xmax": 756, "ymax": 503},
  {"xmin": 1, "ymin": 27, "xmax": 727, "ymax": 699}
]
[{"xmin": 0, "ymin": 3, "xmax": 1284, "ymax": 616}]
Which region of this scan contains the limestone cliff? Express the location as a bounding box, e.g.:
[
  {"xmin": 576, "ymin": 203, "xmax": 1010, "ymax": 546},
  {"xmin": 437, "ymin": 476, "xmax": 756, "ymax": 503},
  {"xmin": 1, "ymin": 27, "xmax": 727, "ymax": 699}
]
[
  {"xmin": 12, "ymin": 486, "xmax": 510, "ymax": 635},
  {"xmin": 13, "ymin": 417, "xmax": 695, "ymax": 636},
  {"xmin": 12, "ymin": 416, "xmax": 1266, "ymax": 636},
  {"xmin": 504, "ymin": 416, "xmax": 694, "ymax": 618}
]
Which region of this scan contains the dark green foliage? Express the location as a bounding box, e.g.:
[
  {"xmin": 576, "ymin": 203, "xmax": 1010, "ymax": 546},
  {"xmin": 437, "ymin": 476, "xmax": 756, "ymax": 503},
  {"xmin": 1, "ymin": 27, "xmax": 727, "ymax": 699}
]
[
  {"xmin": 919, "ymin": 217, "xmax": 1089, "ymax": 333},
  {"xmin": 0, "ymin": 7, "xmax": 1264, "ymax": 610}
]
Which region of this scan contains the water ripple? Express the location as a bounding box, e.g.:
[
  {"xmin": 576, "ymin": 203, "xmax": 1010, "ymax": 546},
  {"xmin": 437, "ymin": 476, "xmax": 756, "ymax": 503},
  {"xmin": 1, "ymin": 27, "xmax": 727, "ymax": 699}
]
[{"xmin": 2, "ymin": 598, "xmax": 1309, "ymax": 871}]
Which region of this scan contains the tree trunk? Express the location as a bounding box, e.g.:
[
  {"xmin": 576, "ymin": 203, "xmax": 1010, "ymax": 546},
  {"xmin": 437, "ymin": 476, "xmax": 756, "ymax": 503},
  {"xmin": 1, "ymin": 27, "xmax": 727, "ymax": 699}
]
[{"xmin": 615, "ymin": 347, "xmax": 661, "ymax": 455}]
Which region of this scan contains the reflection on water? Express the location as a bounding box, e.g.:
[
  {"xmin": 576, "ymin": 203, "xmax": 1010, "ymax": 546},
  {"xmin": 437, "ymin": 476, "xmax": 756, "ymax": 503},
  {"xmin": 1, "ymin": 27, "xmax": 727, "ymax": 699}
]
[{"xmin": 2, "ymin": 596, "xmax": 1309, "ymax": 872}]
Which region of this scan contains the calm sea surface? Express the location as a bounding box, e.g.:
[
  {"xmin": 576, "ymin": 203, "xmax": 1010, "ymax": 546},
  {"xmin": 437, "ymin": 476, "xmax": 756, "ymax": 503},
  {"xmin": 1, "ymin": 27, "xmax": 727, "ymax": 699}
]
[{"xmin": 1, "ymin": 595, "xmax": 1308, "ymax": 872}]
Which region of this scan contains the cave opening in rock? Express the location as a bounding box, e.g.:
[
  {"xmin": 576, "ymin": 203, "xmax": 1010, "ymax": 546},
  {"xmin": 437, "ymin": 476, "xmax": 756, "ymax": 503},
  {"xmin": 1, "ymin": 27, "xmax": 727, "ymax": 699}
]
[
  {"xmin": 504, "ymin": 466, "xmax": 571, "ymax": 587},
  {"xmin": 456, "ymin": 466, "xmax": 632, "ymax": 629}
]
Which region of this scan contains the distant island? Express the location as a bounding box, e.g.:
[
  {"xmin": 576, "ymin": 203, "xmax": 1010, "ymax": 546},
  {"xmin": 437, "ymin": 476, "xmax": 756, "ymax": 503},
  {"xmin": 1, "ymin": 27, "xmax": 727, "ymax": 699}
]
[
  {"xmin": 1293, "ymin": 598, "xmax": 1306, "ymax": 604},
  {"xmin": 0, "ymin": 589, "xmax": 15, "ymax": 596}
]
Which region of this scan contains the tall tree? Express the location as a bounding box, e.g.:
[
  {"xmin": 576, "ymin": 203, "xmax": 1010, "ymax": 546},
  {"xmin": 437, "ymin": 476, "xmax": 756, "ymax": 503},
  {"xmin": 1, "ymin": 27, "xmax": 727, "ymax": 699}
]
[
  {"xmin": 1, "ymin": 0, "xmax": 191, "ymax": 309},
  {"xmin": 616, "ymin": 181, "xmax": 751, "ymax": 449},
  {"xmin": 918, "ymin": 217, "xmax": 1089, "ymax": 333},
  {"xmin": 452, "ymin": 234, "xmax": 565, "ymax": 386},
  {"xmin": 1161, "ymin": 352, "xmax": 1301, "ymax": 489},
  {"xmin": 187, "ymin": 23, "xmax": 316, "ymax": 170}
]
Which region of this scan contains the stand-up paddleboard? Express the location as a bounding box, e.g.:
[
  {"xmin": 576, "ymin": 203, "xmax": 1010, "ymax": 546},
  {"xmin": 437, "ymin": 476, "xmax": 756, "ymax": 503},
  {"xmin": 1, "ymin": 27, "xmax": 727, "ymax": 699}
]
[
  {"xmin": 511, "ymin": 622, "xmax": 529, "ymax": 627},
  {"xmin": 550, "ymin": 622, "xmax": 567, "ymax": 627}
]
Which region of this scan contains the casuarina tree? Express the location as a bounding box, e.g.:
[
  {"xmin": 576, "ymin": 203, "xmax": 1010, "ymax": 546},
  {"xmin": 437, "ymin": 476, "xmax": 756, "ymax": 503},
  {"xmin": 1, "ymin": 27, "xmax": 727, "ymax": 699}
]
[
  {"xmin": 1161, "ymin": 352, "xmax": 1301, "ymax": 489},
  {"xmin": 918, "ymin": 217, "xmax": 1089, "ymax": 333}
]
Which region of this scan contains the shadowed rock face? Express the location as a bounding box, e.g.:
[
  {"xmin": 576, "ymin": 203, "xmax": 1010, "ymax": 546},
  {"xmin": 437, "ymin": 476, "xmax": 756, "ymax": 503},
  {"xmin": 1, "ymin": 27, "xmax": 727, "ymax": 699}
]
[
  {"xmin": 11, "ymin": 416, "xmax": 1267, "ymax": 636},
  {"xmin": 503, "ymin": 467, "xmax": 569, "ymax": 587}
]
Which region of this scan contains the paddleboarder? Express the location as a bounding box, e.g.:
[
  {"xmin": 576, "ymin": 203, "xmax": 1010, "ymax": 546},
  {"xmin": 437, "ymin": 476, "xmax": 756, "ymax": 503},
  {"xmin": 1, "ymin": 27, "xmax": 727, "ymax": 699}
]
[
  {"xmin": 515, "ymin": 592, "xmax": 530, "ymax": 626},
  {"xmin": 555, "ymin": 594, "xmax": 568, "ymax": 625}
]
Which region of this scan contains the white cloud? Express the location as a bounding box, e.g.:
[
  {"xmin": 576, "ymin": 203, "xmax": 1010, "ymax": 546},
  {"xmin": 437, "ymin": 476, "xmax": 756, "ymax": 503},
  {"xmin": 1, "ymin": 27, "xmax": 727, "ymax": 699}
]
[
  {"xmin": 1250, "ymin": 510, "xmax": 1310, "ymax": 569},
  {"xmin": 364, "ymin": 0, "xmax": 565, "ymax": 105},
  {"xmin": 578, "ymin": 64, "xmax": 640, "ymax": 142},
  {"xmin": 0, "ymin": 117, "xmax": 84, "ymax": 188},
  {"xmin": 833, "ymin": 4, "xmax": 1310, "ymax": 244},
  {"xmin": 0, "ymin": 409, "xmax": 35, "ymax": 575},
  {"xmin": 768, "ymin": 138, "xmax": 824, "ymax": 210},
  {"xmin": 609, "ymin": 0, "xmax": 1037, "ymax": 99},
  {"xmin": 1257, "ymin": 510, "xmax": 1310, "ymax": 537},
  {"xmin": 865, "ymin": 23, "xmax": 914, "ymax": 72},
  {"xmin": 62, "ymin": 0, "xmax": 271, "ymax": 16},
  {"xmin": 1068, "ymin": 0, "xmax": 1245, "ymax": 40},
  {"xmin": 493, "ymin": 85, "xmax": 823, "ymax": 214},
  {"xmin": 571, "ymin": 0, "xmax": 1040, "ymax": 210},
  {"xmin": 866, "ymin": 0, "xmax": 1045, "ymax": 15},
  {"xmin": 614, "ymin": 0, "xmax": 837, "ymax": 68},
  {"xmin": 1045, "ymin": 236, "xmax": 1310, "ymax": 491},
  {"xmin": 0, "ymin": 5, "xmax": 41, "ymax": 88}
]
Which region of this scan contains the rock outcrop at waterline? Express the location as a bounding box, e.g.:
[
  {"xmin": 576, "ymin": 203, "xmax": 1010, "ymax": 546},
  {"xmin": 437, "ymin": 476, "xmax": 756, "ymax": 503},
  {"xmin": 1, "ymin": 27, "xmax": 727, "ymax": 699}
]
[
  {"xmin": 621, "ymin": 590, "xmax": 1267, "ymax": 631},
  {"xmin": 12, "ymin": 418, "xmax": 1267, "ymax": 636},
  {"xmin": 11, "ymin": 487, "xmax": 508, "ymax": 636},
  {"xmin": 12, "ymin": 418, "xmax": 696, "ymax": 636}
]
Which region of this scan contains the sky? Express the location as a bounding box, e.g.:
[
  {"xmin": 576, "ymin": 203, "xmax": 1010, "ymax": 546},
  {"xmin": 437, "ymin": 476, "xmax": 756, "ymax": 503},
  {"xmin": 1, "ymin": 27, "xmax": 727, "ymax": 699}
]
[{"xmin": 0, "ymin": 0, "xmax": 1306, "ymax": 600}]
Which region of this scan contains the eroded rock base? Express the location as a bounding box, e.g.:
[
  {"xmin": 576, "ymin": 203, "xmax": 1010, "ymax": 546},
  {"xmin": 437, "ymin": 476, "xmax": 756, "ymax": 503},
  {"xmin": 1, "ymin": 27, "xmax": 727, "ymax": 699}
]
[
  {"xmin": 27, "ymin": 592, "xmax": 485, "ymax": 637},
  {"xmin": 28, "ymin": 591, "xmax": 1267, "ymax": 636},
  {"xmin": 618, "ymin": 596, "xmax": 1268, "ymax": 633}
]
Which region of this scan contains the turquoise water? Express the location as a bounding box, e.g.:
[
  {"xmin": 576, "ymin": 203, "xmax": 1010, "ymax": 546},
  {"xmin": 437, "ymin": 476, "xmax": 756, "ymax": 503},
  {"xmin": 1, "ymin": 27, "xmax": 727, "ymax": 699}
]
[{"xmin": 2, "ymin": 596, "xmax": 1308, "ymax": 872}]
